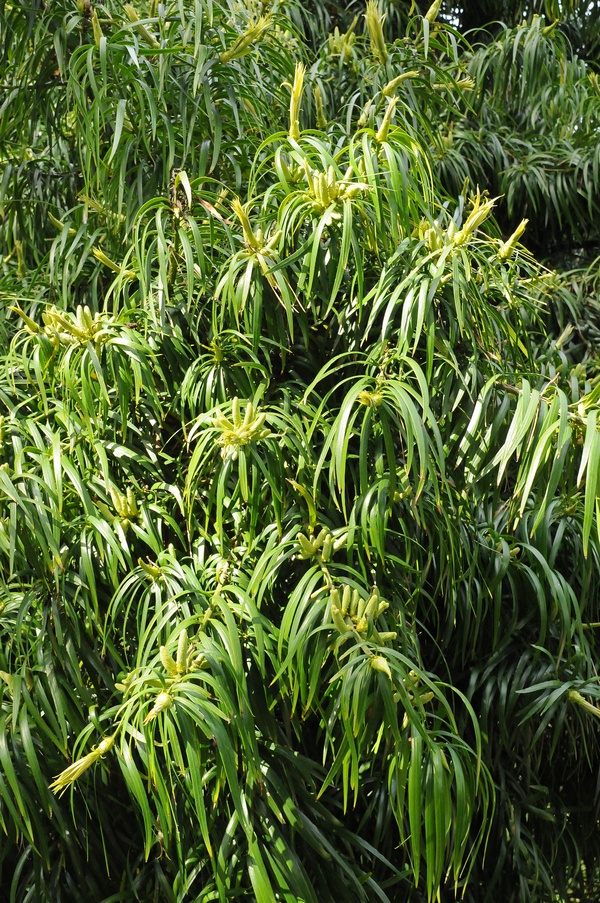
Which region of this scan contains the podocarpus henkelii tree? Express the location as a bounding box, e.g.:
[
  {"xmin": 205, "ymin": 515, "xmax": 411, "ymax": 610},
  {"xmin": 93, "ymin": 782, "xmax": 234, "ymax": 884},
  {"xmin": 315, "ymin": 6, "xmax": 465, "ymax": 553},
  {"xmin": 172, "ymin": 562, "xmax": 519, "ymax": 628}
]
[{"xmin": 1, "ymin": 1, "xmax": 600, "ymax": 902}]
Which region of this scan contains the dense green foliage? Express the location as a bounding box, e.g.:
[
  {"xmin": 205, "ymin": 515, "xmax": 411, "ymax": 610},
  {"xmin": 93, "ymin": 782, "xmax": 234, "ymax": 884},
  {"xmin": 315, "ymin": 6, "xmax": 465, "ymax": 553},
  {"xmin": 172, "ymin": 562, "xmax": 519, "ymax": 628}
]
[{"xmin": 1, "ymin": 1, "xmax": 600, "ymax": 901}]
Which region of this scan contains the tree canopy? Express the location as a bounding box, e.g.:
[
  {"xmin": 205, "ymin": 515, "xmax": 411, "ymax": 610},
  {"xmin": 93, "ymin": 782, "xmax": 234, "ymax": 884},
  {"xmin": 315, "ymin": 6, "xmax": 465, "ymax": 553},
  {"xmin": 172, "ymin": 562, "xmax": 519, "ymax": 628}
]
[{"xmin": 1, "ymin": 1, "xmax": 600, "ymax": 901}]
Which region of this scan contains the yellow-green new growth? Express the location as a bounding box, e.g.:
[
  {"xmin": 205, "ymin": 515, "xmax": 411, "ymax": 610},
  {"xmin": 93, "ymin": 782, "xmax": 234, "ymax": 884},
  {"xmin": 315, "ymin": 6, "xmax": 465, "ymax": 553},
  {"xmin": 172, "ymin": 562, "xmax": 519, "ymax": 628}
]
[
  {"xmin": 303, "ymin": 162, "xmax": 370, "ymax": 216},
  {"xmin": 313, "ymin": 86, "xmax": 327, "ymax": 130},
  {"xmin": 124, "ymin": 4, "xmax": 160, "ymax": 49},
  {"xmin": 9, "ymin": 304, "xmax": 39, "ymax": 334},
  {"xmin": 568, "ymin": 689, "xmax": 600, "ymax": 718},
  {"xmin": 91, "ymin": 9, "xmax": 103, "ymax": 47},
  {"xmin": 160, "ymin": 645, "xmax": 179, "ymax": 677},
  {"xmin": 211, "ymin": 398, "xmax": 270, "ymax": 459},
  {"xmin": 92, "ymin": 247, "xmax": 136, "ymax": 280},
  {"xmin": 433, "ymin": 75, "xmax": 475, "ymax": 91},
  {"xmin": 453, "ymin": 190, "xmax": 496, "ymax": 245},
  {"xmin": 13, "ymin": 301, "xmax": 128, "ymax": 349},
  {"xmin": 424, "ymin": 0, "xmax": 442, "ymax": 24},
  {"xmin": 371, "ymin": 655, "xmax": 392, "ymax": 680},
  {"xmin": 220, "ymin": 15, "xmax": 271, "ymax": 63},
  {"xmin": 376, "ymin": 96, "xmax": 398, "ymax": 143},
  {"xmin": 328, "ymin": 16, "xmax": 358, "ymax": 62},
  {"xmin": 288, "ymin": 62, "xmax": 305, "ymax": 141},
  {"xmin": 160, "ymin": 633, "xmax": 190, "ymax": 677},
  {"xmin": 144, "ymin": 691, "xmax": 173, "ymax": 724},
  {"xmin": 176, "ymin": 629, "xmax": 189, "ymax": 674},
  {"xmin": 321, "ymin": 533, "xmax": 333, "ymax": 563},
  {"xmin": 357, "ymin": 389, "xmax": 384, "ymax": 407},
  {"xmin": 37, "ymin": 304, "xmax": 116, "ymax": 347},
  {"xmin": 330, "ymin": 583, "xmax": 395, "ymax": 642},
  {"xmin": 330, "ymin": 588, "xmax": 351, "ymax": 634},
  {"xmin": 138, "ymin": 557, "xmax": 163, "ymax": 580},
  {"xmin": 498, "ymin": 218, "xmax": 528, "ymax": 260},
  {"xmin": 231, "ymin": 197, "xmax": 262, "ymax": 251},
  {"xmin": 231, "ymin": 198, "xmax": 281, "ymax": 258},
  {"xmin": 297, "ymin": 526, "xmax": 347, "ymax": 560},
  {"xmin": 50, "ymin": 734, "xmax": 116, "ymax": 796},
  {"xmin": 297, "ymin": 531, "xmax": 317, "ymax": 558},
  {"xmin": 365, "ymin": 1, "xmax": 388, "ymax": 65},
  {"xmin": 109, "ymin": 486, "xmax": 139, "ymax": 520},
  {"xmin": 382, "ymin": 71, "xmax": 420, "ymax": 97}
]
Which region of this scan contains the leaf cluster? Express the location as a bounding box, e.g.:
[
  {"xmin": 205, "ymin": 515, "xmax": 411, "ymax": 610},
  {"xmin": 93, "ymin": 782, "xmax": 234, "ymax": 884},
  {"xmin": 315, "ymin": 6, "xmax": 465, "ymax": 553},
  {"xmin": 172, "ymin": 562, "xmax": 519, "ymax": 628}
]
[{"xmin": 1, "ymin": 2, "xmax": 600, "ymax": 902}]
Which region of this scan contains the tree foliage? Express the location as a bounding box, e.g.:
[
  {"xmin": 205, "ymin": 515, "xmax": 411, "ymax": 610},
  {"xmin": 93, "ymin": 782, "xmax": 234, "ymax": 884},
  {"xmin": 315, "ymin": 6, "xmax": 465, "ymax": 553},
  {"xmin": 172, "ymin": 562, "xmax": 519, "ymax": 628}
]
[{"xmin": 1, "ymin": 1, "xmax": 600, "ymax": 901}]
